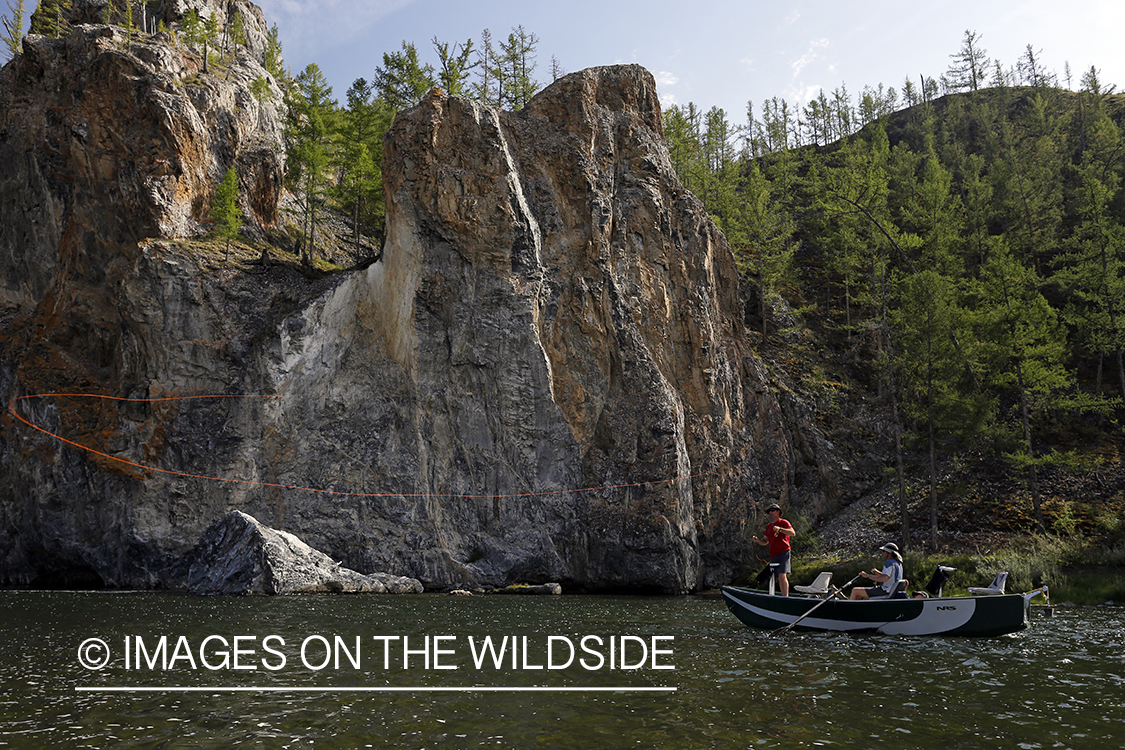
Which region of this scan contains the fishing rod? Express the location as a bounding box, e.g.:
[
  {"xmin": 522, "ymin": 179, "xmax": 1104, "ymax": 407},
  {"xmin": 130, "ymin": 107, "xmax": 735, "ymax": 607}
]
[
  {"xmin": 749, "ymin": 504, "xmax": 779, "ymax": 585},
  {"xmin": 769, "ymin": 572, "xmax": 864, "ymax": 637}
]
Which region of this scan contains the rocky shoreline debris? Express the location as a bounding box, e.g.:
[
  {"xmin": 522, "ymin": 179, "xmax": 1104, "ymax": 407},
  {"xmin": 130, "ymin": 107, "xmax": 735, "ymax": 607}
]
[{"xmin": 447, "ymin": 582, "xmax": 563, "ymax": 596}]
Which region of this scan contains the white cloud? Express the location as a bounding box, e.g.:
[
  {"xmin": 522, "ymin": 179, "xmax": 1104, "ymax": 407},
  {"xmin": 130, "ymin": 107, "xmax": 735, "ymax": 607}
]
[
  {"xmin": 791, "ymin": 38, "xmax": 829, "ymax": 78},
  {"xmin": 256, "ymin": 0, "xmax": 415, "ymax": 58},
  {"xmin": 787, "ymin": 84, "xmax": 824, "ymax": 109},
  {"xmin": 655, "ymin": 71, "xmax": 679, "ymax": 110}
]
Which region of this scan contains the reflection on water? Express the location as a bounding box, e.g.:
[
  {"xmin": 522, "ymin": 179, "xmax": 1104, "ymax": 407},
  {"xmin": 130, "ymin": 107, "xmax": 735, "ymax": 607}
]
[{"xmin": 1, "ymin": 591, "xmax": 1121, "ymax": 748}]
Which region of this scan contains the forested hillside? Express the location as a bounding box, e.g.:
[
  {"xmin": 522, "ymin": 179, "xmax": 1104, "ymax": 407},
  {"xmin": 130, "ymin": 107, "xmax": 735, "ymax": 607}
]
[{"xmin": 662, "ymin": 38, "xmax": 1125, "ymax": 552}]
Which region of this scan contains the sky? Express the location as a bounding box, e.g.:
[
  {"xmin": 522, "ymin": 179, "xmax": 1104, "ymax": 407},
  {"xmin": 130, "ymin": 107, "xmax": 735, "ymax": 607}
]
[
  {"xmin": 251, "ymin": 0, "xmax": 1125, "ymax": 126},
  {"xmin": 3, "ymin": 2, "xmax": 1120, "ymax": 123}
]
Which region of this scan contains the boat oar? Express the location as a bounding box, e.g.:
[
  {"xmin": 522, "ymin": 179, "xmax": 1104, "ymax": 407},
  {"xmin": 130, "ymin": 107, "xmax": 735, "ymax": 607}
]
[{"xmin": 769, "ymin": 573, "xmax": 864, "ymax": 637}]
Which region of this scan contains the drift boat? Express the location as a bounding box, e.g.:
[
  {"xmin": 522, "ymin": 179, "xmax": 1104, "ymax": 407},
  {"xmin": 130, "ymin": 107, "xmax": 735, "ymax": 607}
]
[{"xmin": 721, "ymin": 569, "xmax": 1049, "ymax": 637}]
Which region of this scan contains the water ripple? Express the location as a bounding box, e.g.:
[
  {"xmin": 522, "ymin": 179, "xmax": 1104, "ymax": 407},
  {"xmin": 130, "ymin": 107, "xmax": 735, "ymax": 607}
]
[{"xmin": 1, "ymin": 592, "xmax": 1122, "ymax": 748}]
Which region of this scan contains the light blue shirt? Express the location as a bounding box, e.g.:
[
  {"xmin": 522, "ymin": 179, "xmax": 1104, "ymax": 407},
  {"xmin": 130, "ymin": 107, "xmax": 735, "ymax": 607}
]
[{"xmin": 880, "ymin": 558, "xmax": 903, "ymax": 594}]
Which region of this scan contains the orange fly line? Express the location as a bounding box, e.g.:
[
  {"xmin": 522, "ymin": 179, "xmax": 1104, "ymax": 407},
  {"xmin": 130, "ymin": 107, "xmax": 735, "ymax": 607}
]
[{"xmin": 7, "ymin": 392, "xmax": 711, "ymax": 499}]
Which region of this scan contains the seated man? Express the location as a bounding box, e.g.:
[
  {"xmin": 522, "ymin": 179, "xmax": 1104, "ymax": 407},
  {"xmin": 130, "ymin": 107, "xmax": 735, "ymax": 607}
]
[{"xmin": 850, "ymin": 543, "xmax": 903, "ymax": 600}]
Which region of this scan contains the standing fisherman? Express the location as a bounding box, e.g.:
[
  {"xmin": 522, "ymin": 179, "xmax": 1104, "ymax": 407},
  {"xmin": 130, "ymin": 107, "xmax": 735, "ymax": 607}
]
[{"xmin": 752, "ymin": 504, "xmax": 795, "ymax": 596}]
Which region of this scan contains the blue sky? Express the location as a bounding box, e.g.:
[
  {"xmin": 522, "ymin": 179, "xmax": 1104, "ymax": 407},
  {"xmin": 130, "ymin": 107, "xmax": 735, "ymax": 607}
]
[
  {"xmin": 4, "ymin": 2, "xmax": 1120, "ymax": 124},
  {"xmin": 255, "ymin": 0, "xmax": 1125, "ymax": 125}
]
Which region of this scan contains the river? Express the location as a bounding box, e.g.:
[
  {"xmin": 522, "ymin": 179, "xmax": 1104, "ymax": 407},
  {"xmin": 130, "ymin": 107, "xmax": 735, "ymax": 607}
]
[{"xmin": 0, "ymin": 591, "xmax": 1121, "ymax": 748}]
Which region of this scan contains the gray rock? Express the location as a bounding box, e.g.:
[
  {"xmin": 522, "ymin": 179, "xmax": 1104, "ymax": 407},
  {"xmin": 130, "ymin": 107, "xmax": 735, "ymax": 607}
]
[
  {"xmin": 1, "ymin": 10, "xmax": 870, "ymax": 592},
  {"xmin": 180, "ymin": 511, "xmax": 422, "ymax": 595}
]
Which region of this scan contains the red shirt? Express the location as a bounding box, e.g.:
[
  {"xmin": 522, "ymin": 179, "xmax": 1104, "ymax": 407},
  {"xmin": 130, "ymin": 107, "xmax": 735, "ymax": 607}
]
[{"xmin": 766, "ymin": 519, "xmax": 793, "ymax": 556}]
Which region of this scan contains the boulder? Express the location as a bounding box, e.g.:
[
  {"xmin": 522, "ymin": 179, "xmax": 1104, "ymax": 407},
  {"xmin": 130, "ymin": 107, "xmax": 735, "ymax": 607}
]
[{"xmin": 179, "ymin": 510, "xmax": 423, "ymax": 595}]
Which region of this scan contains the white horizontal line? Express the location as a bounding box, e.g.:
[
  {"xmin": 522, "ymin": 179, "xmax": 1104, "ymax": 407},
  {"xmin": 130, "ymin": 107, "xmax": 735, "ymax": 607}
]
[{"xmin": 76, "ymin": 686, "xmax": 677, "ymax": 693}]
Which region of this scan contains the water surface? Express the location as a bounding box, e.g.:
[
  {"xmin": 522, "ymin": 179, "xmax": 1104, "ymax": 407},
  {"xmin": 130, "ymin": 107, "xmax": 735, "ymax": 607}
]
[{"xmin": 1, "ymin": 591, "xmax": 1121, "ymax": 748}]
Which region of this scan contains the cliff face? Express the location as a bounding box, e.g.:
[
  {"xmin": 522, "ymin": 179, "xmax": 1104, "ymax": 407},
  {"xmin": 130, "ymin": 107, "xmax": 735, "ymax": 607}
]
[
  {"xmin": 0, "ymin": 0, "xmax": 283, "ymax": 310},
  {"xmin": 361, "ymin": 70, "xmax": 807, "ymax": 591},
  {"xmin": 0, "ymin": 10, "xmax": 868, "ymax": 592}
]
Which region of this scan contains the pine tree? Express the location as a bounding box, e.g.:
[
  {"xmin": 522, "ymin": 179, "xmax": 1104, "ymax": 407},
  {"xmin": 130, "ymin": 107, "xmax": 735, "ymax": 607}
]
[
  {"xmin": 729, "ymin": 162, "xmax": 796, "ymax": 339},
  {"xmin": 1079, "ymin": 66, "xmax": 1105, "ymax": 96},
  {"xmin": 285, "ymin": 63, "xmax": 335, "ymax": 267},
  {"xmin": 960, "ymin": 153, "xmax": 994, "ymax": 267},
  {"xmin": 374, "ymin": 41, "xmax": 435, "ymax": 110},
  {"xmin": 498, "ymin": 25, "xmax": 539, "ymax": 109},
  {"xmin": 473, "ymin": 29, "xmax": 497, "ymax": 106},
  {"xmin": 29, "ymin": 0, "xmax": 70, "ymax": 39},
  {"xmin": 1017, "ymin": 44, "xmax": 1055, "ymax": 88},
  {"xmin": 818, "ymin": 126, "xmax": 932, "ymax": 546},
  {"xmin": 263, "ymin": 23, "xmax": 284, "ymax": 79},
  {"xmin": 977, "ymin": 237, "xmax": 1071, "ymax": 533},
  {"xmin": 701, "ymin": 106, "xmax": 738, "ymax": 229},
  {"xmin": 831, "ymin": 85, "xmax": 854, "ymax": 138},
  {"xmin": 202, "ymin": 11, "xmax": 218, "ymax": 72},
  {"xmin": 1, "ymin": 0, "xmax": 24, "ymax": 60},
  {"xmin": 1056, "ymin": 155, "xmax": 1125, "ymax": 401},
  {"xmin": 819, "ymin": 130, "xmax": 896, "ymax": 330},
  {"xmin": 432, "ymin": 36, "xmax": 476, "ymax": 97},
  {"xmin": 760, "ymin": 97, "xmax": 792, "ymax": 153},
  {"xmin": 179, "ymin": 7, "xmax": 219, "ymax": 71},
  {"xmin": 180, "ymin": 8, "xmax": 203, "ymax": 47},
  {"xmin": 946, "ymin": 30, "xmax": 989, "ymax": 93},
  {"xmin": 803, "ymin": 92, "xmax": 832, "ymax": 146},
  {"xmin": 901, "ymin": 146, "xmax": 964, "ymax": 274},
  {"xmin": 894, "ymin": 268, "xmax": 987, "ymax": 548},
  {"xmin": 210, "ymin": 165, "xmax": 242, "ymax": 260},
  {"xmin": 990, "ymin": 108, "xmax": 1064, "ymax": 275},
  {"xmin": 663, "ymin": 103, "xmax": 707, "ymax": 198},
  {"xmin": 335, "ymin": 78, "xmax": 388, "ymax": 250}
]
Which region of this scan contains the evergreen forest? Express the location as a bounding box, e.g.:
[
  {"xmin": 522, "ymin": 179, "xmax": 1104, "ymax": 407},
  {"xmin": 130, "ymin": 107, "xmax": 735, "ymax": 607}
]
[{"xmin": 664, "ymin": 37, "xmax": 1125, "ymax": 552}]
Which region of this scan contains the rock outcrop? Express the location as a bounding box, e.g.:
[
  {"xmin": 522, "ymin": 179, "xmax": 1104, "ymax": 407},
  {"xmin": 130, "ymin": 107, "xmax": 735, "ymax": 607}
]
[
  {"xmin": 0, "ymin": 5, "xmax": 871, "ymax": 593},
  {"xmin": 178, "ymin": 511, "xmax": 423, "ymax": 594},
  {"xmin": 0, "ymin": 0, "xmax": 284, "ymax": 310}
]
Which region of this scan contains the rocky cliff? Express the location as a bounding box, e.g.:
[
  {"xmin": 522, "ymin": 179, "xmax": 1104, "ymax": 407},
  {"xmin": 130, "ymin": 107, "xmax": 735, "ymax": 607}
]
[
  {"xmin": 0, "ymin": 4, "xmax": 876, "ymax": 592},
  {"xmin": 1, "ymin": 0, "xmax": 284, "ymax": 311}
]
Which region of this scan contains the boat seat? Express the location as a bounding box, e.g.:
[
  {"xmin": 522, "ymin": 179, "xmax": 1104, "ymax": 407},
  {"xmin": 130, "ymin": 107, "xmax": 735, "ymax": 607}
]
[
  {"xmin": 754, "ymin": 562, "xmax": 777, "ymax": 586},
  {"xmin": 968, "ymin": 571, "xmax": 1008, "ymax": 596},
  {"xmin": 766, "ymin": 563, "xmax": 782, "ymax": 595},
  {"xmin": 889, "ymin": 579, "xmax": 909, "ymax": 599},
  {"xmin": 793, "ymin": 571, "xmax": 833, "ymax": 597},
  {"xmin": 921, "ymin": 565, "xmax": 956, "ymax": 597}
]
